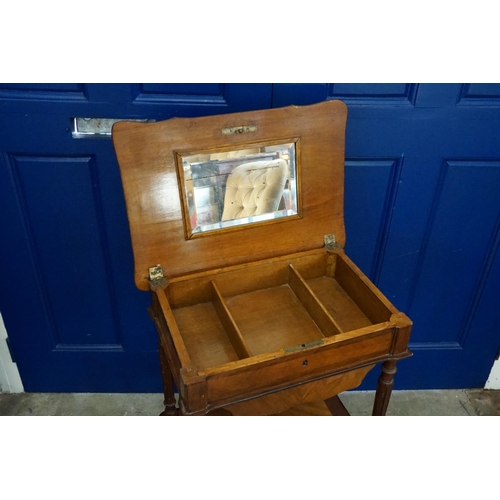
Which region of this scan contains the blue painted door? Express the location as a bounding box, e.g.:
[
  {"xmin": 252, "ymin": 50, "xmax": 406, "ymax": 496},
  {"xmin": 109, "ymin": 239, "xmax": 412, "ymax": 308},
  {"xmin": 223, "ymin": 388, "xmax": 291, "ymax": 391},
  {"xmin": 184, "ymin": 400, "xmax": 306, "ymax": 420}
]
[
  {"xmin": 0, "ymin": 84, "xmax": 273, "ymax": 391},
  {"xmin": 274, "ymin": 84, "xmax": 500, "ymax": 389},
  {"xmin": 1, "ymin": 83, "xmax": 499, "ymax": 391}
]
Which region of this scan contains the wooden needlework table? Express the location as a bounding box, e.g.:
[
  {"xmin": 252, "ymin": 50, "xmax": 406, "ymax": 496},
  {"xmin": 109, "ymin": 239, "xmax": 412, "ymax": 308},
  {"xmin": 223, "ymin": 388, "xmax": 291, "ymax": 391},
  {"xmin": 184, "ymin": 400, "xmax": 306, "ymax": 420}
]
[{"xmin": 112, "ymin": 100, "xmax": 412, "ymax": 416}]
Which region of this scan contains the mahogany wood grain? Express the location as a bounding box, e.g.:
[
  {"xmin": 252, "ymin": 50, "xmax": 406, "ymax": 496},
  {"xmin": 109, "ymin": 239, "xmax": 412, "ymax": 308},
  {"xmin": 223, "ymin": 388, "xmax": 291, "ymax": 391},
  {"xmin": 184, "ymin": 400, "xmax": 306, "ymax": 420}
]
[
  {"xmin": 172, "ymin": 302, "xmax": 240, "ymax": 370},
  {"xmin": 207, "ymin": 401, "xmax": 342, "ymax": 416},
  {"xmin": 158, "ymin": 340, "xmax": 178, "ymax": 416},
  {"xmin": 152, "ymin": 248, "xmax": 411, "ymax": 415},
  {"xmin": 324, "ymin": 395, "xmax": 350, "ymax": 416},
  {"xmin": 166, "ymin": 248, "xmax": 326, "ymax": 309},
  {"xmin": 274, "ymin": 401, "xmax": 333, "ymax": 416},
  {"xmin": 335, "ymin": 252, "xmax": 394, "ymax": 324},
  {"xmin": 202, "ymin": 329, "xmax": 395, "ymax": 410},
  {"xmin": 305, "ymin": 276, "xmax": 373, "ymax": 332},
  {"xmin": 211, "ymin": 281, "xmax": 252, "ymax": 359},
  {"xmin": 113, "ymin": 102, "xmax": 413, "ymax": 417},
  {"xmin": 224, "ymin": 284, "xmax": 324, "ymax": 356},
  {"xmin": 390, "ymin": 312, "xmax": 414, "ymax": 356},
  {"xmin": 325, "ymin": 252, "xmax": 337, "ymax": 278},
  {"xmin": 112, "ymin": 100, "xmax": 348, "ymax": 290},
  {"xmin": 288, "ymin": 264, "xmax": 342, "ymax": 336},
  {"xmin": 220, "ymin": 364, "xmax": 374, "ymax": 415},
  {"xmin": 154, "ymin": 288, "xmax": 192, "ymax": 368},
  {"xmin": 372, "ymin": 360, "xmax": 398, "ymax": 416},
  {"xmin": 150, "ymin": 294, "xmax": 183, "ymax": 389}
]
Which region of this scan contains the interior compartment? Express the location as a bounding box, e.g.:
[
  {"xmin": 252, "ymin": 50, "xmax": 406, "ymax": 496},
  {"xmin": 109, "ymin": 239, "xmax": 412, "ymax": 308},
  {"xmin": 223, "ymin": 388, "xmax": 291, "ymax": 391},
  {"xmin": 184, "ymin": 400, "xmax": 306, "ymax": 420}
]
[
  {"xmin": 172, "ymin": 303, "xmax": 240, "ymax": 369},
  {"xmin": 222, "ymin": 279, "xmax": 325, "ymax": 356},
  {"xmin": 167, "ymin": 250, "xmax": 394, "ymax": 371}
]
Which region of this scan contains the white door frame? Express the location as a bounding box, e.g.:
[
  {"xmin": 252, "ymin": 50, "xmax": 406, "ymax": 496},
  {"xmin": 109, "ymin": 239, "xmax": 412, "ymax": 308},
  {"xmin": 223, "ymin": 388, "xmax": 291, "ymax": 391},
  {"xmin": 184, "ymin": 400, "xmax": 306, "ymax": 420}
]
[
  {"xmin": 0, "ymin": 313, "xmax": 24, "ymax": 393},
  {"xmin": 486, "ymin": 359, "xmax": 500, "ymax": 389}
]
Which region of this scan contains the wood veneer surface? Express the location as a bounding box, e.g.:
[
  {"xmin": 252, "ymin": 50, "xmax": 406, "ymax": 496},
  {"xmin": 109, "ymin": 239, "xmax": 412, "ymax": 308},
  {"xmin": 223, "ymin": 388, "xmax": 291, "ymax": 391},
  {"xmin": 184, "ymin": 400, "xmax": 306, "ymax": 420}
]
[
  {"xmin": 172, "ymin": 303, "xmax": 239, "ymax": 369},
  {"xmin": 306, "ymin": 276, "xmax": 373, "ymax": 332},
  {"xmin": 112, "ymin": 100, "xmax": 348, "ymax": 289},
  {"xmin": 224, "ymin": 285, "xmax": 324, "ymax": 355}
]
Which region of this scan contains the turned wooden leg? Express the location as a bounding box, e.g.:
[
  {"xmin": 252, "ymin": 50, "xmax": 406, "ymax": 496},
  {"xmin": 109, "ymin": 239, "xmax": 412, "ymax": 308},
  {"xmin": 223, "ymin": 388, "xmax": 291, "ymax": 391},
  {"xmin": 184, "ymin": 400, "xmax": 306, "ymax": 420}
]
[
  {"xmin": 372, "ymin": 360, "xmax": 397, "ymax": 416},
  {"xmin": 158, "ymin": 341, "xmax": 178, "ymax": 416}
]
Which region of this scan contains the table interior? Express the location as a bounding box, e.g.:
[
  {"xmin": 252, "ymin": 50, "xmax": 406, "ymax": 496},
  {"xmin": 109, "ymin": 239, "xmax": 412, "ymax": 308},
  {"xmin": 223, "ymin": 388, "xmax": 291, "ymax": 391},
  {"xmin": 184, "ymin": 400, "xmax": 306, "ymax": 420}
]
[{"xmin": 170, "ymin": 251, "xmax": 393, "ymax": 370}]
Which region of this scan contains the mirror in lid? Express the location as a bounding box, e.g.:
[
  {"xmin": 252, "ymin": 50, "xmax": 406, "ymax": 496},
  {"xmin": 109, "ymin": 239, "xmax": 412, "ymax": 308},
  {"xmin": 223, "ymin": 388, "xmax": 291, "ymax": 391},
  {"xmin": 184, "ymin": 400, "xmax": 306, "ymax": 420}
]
[{"xmin": 176, "ymin": 141, "xmax": 300, "ymax": 237}]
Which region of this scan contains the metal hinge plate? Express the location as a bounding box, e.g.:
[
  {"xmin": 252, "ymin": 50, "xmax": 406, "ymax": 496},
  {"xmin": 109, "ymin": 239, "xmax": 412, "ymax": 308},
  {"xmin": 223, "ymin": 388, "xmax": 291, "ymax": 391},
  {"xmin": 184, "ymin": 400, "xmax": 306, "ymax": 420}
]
[
  {"xmin": 148, "ymin": 264, "xmax": 167, "ymax": 287},
  {"xmin": 324, "ymin": 234, "xmax": 339, "ymax": 251}
]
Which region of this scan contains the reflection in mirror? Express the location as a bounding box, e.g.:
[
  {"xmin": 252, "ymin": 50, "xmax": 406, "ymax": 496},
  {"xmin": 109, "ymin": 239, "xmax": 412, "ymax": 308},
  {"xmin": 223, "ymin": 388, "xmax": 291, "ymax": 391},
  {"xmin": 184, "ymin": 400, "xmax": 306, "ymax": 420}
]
[{"xmin": 180, "ymin": 142, "xmax": 299, "ymax": 236}]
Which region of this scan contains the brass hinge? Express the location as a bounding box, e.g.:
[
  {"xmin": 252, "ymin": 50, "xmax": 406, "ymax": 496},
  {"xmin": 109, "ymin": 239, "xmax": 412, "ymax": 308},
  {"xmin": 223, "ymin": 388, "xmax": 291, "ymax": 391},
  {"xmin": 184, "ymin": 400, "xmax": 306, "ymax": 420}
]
[
  {"xmin": 148, "ymin": 264, "xmax": 167, "ymax": 287},
  {"xmin": 324, "ymin": 234, "xmax": 339, "ymax": 251}
]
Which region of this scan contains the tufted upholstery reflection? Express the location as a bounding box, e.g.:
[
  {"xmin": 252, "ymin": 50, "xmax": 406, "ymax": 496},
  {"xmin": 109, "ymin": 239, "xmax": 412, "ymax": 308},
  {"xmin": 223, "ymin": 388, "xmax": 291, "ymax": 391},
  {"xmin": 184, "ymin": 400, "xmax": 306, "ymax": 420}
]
[{"xmin": 222, "ymin": 159, "xmax": 288, "ymax": 221}]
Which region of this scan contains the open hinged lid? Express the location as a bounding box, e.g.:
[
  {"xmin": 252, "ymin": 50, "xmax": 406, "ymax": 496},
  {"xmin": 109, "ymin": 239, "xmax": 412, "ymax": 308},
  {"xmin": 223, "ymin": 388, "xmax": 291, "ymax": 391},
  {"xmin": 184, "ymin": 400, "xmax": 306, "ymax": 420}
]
[{"xmin": 112, "ymin": 100, "xmax": 347, "ymax": 290}]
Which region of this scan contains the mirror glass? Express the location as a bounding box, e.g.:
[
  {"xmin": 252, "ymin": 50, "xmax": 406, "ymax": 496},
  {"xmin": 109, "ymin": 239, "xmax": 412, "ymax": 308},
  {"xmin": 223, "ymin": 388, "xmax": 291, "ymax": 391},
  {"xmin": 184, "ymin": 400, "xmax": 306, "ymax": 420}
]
[{"xmin": 179, "ymin": 142, "xmax": 299, "ymax": 236}]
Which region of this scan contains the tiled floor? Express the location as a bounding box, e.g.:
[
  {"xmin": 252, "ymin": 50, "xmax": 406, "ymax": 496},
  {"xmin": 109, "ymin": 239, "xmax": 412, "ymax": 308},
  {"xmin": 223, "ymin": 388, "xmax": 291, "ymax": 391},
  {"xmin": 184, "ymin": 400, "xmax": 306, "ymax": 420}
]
[{"xmin": 1, "ymin": 389, "xmax": 499, "ymax": 416}]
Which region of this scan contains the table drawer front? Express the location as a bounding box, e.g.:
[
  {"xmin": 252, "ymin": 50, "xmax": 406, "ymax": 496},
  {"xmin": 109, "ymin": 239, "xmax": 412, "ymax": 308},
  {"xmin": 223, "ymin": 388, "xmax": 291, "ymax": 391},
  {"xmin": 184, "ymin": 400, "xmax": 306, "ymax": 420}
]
[{"xmin": 205, "ymin": 329, "xmax": 394, "ymax": 406}]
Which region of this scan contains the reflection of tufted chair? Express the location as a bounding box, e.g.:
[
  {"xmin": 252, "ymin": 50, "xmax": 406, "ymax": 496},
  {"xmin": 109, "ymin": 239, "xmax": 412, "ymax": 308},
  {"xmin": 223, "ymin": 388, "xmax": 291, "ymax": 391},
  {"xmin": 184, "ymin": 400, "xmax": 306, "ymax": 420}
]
[{"xmin": 222, "ymin": 159, "xmax": 288, "ymax": 221}]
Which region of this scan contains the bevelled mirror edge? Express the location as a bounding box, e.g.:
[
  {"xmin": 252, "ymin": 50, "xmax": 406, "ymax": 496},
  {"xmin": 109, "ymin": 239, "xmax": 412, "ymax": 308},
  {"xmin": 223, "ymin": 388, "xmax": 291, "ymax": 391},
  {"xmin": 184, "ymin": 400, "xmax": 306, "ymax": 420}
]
[{"xmin": 175, "ymin": 137, "xmax": 302, "ymax": 240}]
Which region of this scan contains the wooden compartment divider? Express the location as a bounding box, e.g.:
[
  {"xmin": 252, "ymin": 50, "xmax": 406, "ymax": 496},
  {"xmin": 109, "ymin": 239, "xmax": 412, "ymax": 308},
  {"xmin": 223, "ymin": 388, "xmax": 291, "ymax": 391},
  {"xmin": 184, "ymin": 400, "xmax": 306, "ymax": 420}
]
[
  {"xmin": 155, "ymin": 289, "xmax": 192, "ymax": 368},
  {"xmin": 334, "ymin": 254, "xmax": 393, "ymax": 324},
  {"xmin": 288, "ymin": 264, "xmax": 343, "ymax": 337},
  {"xmin": 211, "ymin": 281, "xmax": 253, "ymax": 359}
]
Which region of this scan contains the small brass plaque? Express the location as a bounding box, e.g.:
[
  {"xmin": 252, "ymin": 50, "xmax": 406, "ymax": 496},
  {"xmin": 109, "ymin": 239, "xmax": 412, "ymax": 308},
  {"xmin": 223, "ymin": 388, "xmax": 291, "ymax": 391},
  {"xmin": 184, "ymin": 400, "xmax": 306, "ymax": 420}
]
[{"xmin": 221, "ymin": 125, "xmax": 257, "ymax": 136}]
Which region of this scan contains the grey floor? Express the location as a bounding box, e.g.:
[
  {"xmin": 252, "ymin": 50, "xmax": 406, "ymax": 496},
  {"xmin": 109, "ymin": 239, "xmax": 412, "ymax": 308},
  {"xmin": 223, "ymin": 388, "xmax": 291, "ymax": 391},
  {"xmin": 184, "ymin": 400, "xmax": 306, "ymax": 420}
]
[{"xmin": 1, "ymin": 389, "xmax": 499, "ymax": 416}]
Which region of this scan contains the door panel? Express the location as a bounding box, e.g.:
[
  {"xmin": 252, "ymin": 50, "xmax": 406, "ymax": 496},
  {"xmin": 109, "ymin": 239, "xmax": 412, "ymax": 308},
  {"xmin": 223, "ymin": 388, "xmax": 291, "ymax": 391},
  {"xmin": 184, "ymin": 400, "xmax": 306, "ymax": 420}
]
[
  {"xmin": 344, "ymin": 158, "xmax": 402, "ymax": 282},
  {"xmin": 0, "ymin": 83, "xmax": 87, "ymax": 100},
  {"xmin": 407, "ymin": 161, "xmax": 500, "ymax": 345},
  {"xmin": 378, "ymin": 157, "xmax": 445, "ymax": 311},
  {"xmin": 10, "ymin": 155, "xmax": 120, "ymax": 347},
  {"xmin": 133, "ymin": 83, "xmax": 227, "ymax": 103},
  {"xmin": 459, "ymin": 83, "xmax": 500, "ymax": 103},
  {"xmin": 329, "ymin": 83, "xmax": 418, "ymax": 105},
  {"xmin": 0, "ymin": 83, "xmax": 272, "ymax": 116},
  {"xmin": 274, "ymin": 83, "xmax": 500, "ymax": 389}
]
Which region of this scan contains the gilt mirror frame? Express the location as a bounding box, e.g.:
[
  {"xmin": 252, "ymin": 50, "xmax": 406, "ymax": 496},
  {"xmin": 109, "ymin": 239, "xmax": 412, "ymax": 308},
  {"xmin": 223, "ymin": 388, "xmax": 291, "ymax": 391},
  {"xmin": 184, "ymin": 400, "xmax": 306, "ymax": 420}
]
[{"xmin": 175, "ymin": 137, "xmax": 302, "ymax": 239}]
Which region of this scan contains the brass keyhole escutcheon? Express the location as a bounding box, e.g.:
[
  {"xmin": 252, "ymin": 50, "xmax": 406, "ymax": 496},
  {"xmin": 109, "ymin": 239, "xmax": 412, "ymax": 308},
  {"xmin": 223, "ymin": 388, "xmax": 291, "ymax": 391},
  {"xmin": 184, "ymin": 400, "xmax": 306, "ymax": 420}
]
[{"xmin": 302, "ymin": 360, "xmax": 308, "ymax": 367}]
